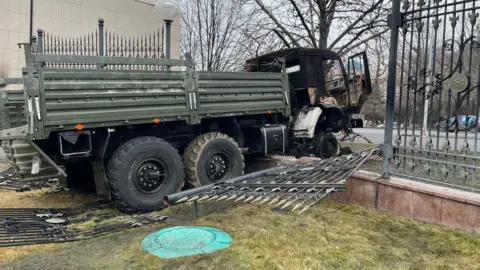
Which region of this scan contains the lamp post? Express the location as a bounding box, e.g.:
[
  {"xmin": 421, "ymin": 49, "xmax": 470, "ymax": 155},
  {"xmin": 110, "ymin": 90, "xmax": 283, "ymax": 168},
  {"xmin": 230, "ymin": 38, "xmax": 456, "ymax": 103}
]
[
  {"xmin": 133, "ymin": 0, "xmax": 180, "ymax": 70},
  {"xmin": 29, "ymin": 0, "xmax": 34, "ymax": 46},
  {"xmin": 154, "ymin": 0, "xmax": 180, "ymax": 68}
]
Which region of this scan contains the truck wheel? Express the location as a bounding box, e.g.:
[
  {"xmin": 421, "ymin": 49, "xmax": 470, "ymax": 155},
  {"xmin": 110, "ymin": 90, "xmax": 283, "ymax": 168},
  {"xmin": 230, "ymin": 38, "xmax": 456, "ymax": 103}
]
[
  {"xmin": 106, "ymin": 137, "xmax": 184, "ymax": 213},
  {"xmin": 183, "ymin": 132, "xmax": 244, "ymax": 188},
  {"xmin": 314, "ymin": 132, "xmax": 340, "ymax": 159}
]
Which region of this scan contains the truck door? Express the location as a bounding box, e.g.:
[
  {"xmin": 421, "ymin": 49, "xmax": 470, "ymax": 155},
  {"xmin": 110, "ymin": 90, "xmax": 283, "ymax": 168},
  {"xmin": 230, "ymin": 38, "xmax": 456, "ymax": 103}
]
[
  {"xmin": 347, "ymin": 52, "xmax": 373, "ymax": 112},
  {"xmin": 322, "ymin": 58, "xmax": 349, "ymax": 106}
]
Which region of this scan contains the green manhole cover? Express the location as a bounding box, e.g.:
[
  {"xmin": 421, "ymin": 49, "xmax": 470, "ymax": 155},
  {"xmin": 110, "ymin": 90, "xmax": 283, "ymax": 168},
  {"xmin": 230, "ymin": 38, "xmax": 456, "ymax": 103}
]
[{"xmin": 141, "ymin": 226, "xmax": 232, "ymax": 259}]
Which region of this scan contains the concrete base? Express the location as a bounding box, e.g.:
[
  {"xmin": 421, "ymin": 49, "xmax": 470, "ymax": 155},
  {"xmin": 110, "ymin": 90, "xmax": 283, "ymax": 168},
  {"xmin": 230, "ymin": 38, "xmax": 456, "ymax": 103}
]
[{"xmin": 334, "ymin": 171, "xmax": 480, "ymax": 234}]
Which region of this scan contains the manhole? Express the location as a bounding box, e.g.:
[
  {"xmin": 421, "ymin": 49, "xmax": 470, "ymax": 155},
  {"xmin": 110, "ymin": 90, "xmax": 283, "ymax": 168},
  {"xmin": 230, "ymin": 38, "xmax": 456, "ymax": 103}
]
[{"xmin": 141, "ymin": 226, "xmax": 232, "ymax": 259}]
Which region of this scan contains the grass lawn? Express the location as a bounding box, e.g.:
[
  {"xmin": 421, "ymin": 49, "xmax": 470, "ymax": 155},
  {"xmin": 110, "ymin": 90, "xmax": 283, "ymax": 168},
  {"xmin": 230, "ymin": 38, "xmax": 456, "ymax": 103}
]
[{"xmin": 0, "ymin": 187, "xmax": 480, "ymax": 270}]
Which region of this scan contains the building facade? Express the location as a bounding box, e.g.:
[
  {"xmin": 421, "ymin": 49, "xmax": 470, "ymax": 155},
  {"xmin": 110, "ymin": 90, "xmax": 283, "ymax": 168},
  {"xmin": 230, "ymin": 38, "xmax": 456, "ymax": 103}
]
[{"xmin": 0, "ymin": 0, "xmax": 181, "ymax": 83}]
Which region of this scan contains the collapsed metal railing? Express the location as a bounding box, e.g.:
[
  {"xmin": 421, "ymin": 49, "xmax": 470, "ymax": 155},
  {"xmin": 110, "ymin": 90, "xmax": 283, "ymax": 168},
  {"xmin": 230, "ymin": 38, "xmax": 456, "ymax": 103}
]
[
  {"xmin": 337, "ymin": 130, "xmax": 373, "ymax": 144},
  {"xmin": 0, "ymin": 201, "xmax": 168, "ymax": 247},
  {"xmin": 165, "ymin": 147, "xmax": 380, "ymax": 214},
  {"xmin": 0, "ymin": 168, "xmax": 55, "ymax": 192}
]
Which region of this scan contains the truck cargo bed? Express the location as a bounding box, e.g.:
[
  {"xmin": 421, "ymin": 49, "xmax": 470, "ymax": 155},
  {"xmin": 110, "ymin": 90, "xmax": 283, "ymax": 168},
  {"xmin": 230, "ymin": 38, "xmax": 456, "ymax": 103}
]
[{"xmin": 29, "ymin": 66, "xmax": 289, "ymax": 138}]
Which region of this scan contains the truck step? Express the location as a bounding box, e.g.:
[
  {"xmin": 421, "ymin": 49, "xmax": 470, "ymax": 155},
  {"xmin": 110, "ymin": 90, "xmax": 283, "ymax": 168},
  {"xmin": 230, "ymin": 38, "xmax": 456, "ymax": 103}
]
[{"xmin": 3, "ymin": 139, "xmax": 61, "ymax": 183}]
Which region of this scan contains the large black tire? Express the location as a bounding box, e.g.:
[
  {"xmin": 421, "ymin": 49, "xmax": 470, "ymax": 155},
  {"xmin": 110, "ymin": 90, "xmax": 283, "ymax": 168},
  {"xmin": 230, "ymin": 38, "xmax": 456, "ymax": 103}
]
[
  {"xmin": 183, "ymin": 132, "xmax": 244, "ymax": 188},
  {"xmin": 106, "ymin": 136, "xmax": 184, "ymax": 213},
  {"xmin": 313, "ymin": 132, "xmax": 341, "ymax": 159}
]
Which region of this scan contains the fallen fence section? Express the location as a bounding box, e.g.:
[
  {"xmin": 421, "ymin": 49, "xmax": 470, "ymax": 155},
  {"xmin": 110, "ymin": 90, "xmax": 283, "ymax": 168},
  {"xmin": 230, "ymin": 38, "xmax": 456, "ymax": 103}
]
[
  {"xmin": 0, "ymin": 168, "xmax": 56, "ymax": 192},
  {"xmin": 0, "ymin": 201, "xmax": 168, "ymax": 247},
  {"xmin": 165, "ymin": 147, "xmax": 380, "ymax": 214}
]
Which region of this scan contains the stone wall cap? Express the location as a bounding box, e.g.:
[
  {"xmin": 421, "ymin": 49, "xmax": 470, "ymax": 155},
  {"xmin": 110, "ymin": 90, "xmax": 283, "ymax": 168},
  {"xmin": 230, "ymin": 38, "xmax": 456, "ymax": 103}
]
[{"xmin": 352, "ymin": 170, "xmax": 480, "ymax": 207}]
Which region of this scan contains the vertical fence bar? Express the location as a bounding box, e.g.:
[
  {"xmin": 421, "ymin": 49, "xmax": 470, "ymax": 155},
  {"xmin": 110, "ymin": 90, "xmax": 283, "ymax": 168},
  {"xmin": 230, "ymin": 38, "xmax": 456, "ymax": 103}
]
[
  {"xmin": 98, "ymin": 18, "xmax": 105, "ymax": 69},
  {"xmin": 382, "ymin": 0, "xmax": 402, "ymax": 178},
  {"xmin": 37, "ymin": 29, "xmax": 45, "ymax": 67},
  {"xmin": 165, "ymin": 20, "xmax": 172, "ymax": 71},
  {"xmin": 98, "ymin": 18, "xmax": 104, "ymax": 56},
  {"xmin": 31, "ymin": 35, "xmax": 37, "ymax": 54},
  {"xmin": 37, "ymin": 29, "xmax": 44, "ymax": 54}
]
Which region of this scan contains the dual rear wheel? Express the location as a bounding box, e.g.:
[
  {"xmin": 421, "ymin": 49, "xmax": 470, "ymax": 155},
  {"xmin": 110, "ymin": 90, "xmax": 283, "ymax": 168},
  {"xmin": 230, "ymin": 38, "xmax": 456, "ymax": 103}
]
[
  {"xmin": 106, "ymin": 132, "xmax": 244, "ymax": 213},
  {"xmin": 183, "ymin": 132, "xmax": 245, "ymax": 188}
]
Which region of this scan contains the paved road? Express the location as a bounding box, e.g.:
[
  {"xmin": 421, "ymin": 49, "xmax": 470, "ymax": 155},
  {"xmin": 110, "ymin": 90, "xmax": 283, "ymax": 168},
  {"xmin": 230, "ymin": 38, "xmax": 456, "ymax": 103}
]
[{"xmin": 349, "ymin": 128, "xmax": 480, "ymax": 151}]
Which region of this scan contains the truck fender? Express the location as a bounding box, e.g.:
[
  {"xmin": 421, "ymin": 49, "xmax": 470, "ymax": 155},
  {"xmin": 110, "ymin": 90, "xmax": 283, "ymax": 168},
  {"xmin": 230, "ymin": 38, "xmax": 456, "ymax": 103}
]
[{"xmin": 292, "ymin": 107, "xmax": 323, "ymax": 139}]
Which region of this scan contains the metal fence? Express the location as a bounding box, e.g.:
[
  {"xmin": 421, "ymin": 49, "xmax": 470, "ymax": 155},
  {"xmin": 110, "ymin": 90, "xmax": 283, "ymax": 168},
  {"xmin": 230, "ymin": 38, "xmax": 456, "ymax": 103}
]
[
  {"xmin": 383, "ymin": 0, "xmax": 480, "ymax": 193},
  {"xmin": 34, "ymin": 18, "xmax": 165, "ymax": 70}
]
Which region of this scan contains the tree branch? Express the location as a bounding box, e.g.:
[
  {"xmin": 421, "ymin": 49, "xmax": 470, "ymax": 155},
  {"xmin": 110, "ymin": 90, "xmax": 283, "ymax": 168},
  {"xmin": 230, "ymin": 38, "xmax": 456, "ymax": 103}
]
[
  {"xmin": 273, "ymin": 29, "xmax": 292, "ymax": 48},
  {"xmin": 253, "ymin": 0, "xmax": 300, "ymax": 47},
  {"xmin": 328, "ymin": 0, "xmax": 385, "ymax": 50},
  {"xmin": 288, "ymin": 0, "xmax": 317, "ymax": 47},
  {"xmin": 337, "ymin": 27, "xmax": 389, "ymax": 56}
]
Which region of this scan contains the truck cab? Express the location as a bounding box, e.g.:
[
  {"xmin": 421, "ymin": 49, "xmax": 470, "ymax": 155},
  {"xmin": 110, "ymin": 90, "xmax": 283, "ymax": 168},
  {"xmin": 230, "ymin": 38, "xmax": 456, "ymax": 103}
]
[{"xmin": 244, "ymin": 48, "xmax": 373, "ymax": 128}]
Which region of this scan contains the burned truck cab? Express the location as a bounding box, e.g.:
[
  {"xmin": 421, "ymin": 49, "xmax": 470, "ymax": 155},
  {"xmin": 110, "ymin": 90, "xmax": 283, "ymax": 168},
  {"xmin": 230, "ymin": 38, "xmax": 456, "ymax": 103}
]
[
  {"xmin": 244, "ymin": 48, "xmax": 373, "ymax": 158},
  {"xmin": 244, "ymin": 48, "xmax": 373, "ymax": 132}
]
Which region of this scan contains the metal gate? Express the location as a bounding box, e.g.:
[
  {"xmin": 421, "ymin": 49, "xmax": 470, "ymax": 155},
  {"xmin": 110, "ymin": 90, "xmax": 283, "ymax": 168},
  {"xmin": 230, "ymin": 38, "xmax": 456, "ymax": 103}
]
[{"xmin": 383, "ymin": 0, "xmax": 480, "ymax": 193}]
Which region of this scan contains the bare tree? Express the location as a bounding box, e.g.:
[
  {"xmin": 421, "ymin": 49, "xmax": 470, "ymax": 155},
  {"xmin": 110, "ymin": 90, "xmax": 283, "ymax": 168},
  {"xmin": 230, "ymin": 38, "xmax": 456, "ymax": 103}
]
[
  {"xmin": 180, "ymin": 0, "xmax": 256, "ymax": 71},
  {"xmin": 361, "ymin": 35, "xmax": 389, "ymax": 122},
  {"xmin": 246, "ymin": 0, "xmax": 391, "ymax": 57}
]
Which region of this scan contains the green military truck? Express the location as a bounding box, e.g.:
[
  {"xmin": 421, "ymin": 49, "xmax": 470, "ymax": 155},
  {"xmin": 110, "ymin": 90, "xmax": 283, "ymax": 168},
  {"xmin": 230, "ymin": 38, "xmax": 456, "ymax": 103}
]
[{"xmin": 0, "ymin": 43, "xmax": 372, "ymax": 212}]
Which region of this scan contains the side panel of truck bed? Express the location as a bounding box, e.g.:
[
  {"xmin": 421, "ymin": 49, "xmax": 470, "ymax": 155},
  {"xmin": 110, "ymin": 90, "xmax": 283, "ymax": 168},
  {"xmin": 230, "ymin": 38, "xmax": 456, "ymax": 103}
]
[
  {"xmin": 196, "ymin": 72, "xmax": 290, "ymax": 119},
  {"xmin": 38, "ymin": 69, "xmax": 192, "ymax": 132}
]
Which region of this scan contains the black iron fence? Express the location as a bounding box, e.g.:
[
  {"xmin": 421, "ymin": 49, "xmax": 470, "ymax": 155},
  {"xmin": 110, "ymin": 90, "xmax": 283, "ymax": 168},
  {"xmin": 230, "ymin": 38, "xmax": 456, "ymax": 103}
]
[
  {"xmin": 383, "ymin": 0, "xmax": 480, "ymax": 193},
  {"xmin": 34, "ymin": 18, "xmax": 165, "ymax": 70}
]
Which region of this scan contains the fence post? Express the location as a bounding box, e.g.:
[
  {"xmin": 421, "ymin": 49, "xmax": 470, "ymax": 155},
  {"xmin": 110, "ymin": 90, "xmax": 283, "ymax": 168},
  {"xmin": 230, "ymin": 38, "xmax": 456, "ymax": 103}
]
[
  {"xmin": 30, "ymin": 35, "xmax": 37, "ymax": 54},
  {"xmin": 381, "ymin": 0, "xmax": 402, "ymax": 179},
  {"xmin": 98, "ymin": 18, "xmax": 105, "ymax": 69},
  {"xmin": 37, "ymin": 29, "xmax": 44, "ymax": 54},
  {"xmin": 98, "ymin": 18, "xmax": 105, "ymax": 56}
]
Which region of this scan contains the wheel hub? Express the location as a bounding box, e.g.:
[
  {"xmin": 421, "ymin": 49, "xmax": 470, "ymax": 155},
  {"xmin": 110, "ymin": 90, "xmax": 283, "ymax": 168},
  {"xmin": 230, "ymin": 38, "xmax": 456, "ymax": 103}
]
[
  {"xmin": 315, "ymin": 135, "xmax": 339, "ymax": 159},
  {"xmin": 136, "ymin": 160, "xmax": 167, "ymax": 193},
  {"xmin": 207, "ymin": 154, "xmax": 229, "ymax": 181},
  {"xmin": 320, "ymin": 140, "xmax": 337, "ymax": 157}
]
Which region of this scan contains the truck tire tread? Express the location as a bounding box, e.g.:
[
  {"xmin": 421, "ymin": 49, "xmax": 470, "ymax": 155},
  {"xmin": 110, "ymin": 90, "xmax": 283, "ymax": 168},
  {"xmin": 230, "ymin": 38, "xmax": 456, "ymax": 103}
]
[
  {"xmin": 183, "ymin": 132, "xmax": 244, "ymax": 188},
  {"xmin": 106, "ymin": 136, "xmax": 184, "ymax": 213}
]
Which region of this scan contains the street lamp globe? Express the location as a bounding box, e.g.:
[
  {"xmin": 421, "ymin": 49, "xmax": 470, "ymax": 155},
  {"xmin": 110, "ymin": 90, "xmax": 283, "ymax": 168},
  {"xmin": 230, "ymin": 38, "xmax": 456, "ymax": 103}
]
[{"xmin": 154, "ymin": 0, "xmax": 180, "ymax": 21}]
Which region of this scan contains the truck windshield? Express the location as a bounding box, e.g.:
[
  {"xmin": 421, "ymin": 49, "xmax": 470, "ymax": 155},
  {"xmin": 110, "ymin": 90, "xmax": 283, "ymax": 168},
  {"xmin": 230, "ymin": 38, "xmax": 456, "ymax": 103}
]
[{"xmin": 324, "ymin": 60, "xmax": 346, "ymax": 91}]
